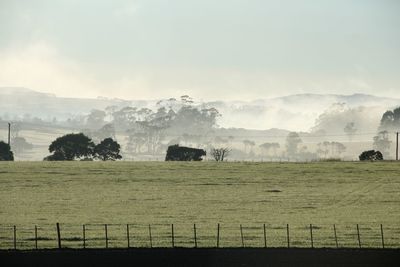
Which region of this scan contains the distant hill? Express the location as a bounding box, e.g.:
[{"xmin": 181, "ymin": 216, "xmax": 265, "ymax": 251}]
[
  {"xmin": 1, "ymin": 87, "xmax": 399, "ymax": 131},
  {"xmin": 0, "ymin": 87, "xmax": 142, "ymax": 121},
  {"xmin": 204, "ymin": 93, "xmax": 400, "ymax": 131}
]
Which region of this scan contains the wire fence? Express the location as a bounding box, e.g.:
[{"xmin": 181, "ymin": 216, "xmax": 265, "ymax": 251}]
[{"xmin": 1, "ymin": 223, "xmax": 399, "ymax": 250}]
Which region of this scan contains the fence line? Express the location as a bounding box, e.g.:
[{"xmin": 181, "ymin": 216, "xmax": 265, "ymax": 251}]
[{"xmin": 0, "ymin": 223, "xmax": 398, "ymax": 250}]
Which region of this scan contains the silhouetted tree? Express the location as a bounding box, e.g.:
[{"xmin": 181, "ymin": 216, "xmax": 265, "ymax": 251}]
[
  {"xmin": 165, "ymin": 145, "xmax": 206, "ymax": 161},
  {"xmin": 379, "ymin": 107, "xmax": 400, "ymax": 131},
  {"xmin": 45, "ymin": 133, "xmax": 95, "ymax": 161},
  {"xmin": 359, "ymin": 150, "xmax": 383, "ymax": 161},
  {"xmin": 211, "ymin": 147, "xmax": 231, "ymax": 162},
  {"xmin": 43, "ymin": 151, "xmax": 66, "ymax": 161},
  {"xmin": 0, "ymin": 141, "xmax": 14, "ymax": 161},
  {"xmin": 94, "ymin": 138, "xmax": 122, "ymax": 161}
]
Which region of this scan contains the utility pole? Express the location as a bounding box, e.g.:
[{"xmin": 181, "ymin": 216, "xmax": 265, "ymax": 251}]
[
  {"xmin": 8, "ymin": 122, "xmax": 11, "ymax": 146},
  {"xmin": 396, "ymin": 132, "xmax": 399, "ymax": 161}
]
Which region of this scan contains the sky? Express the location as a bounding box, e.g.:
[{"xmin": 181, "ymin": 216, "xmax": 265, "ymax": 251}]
[{"xmin": 0, "ymin": 0, "xmax": 399, "ymax": 101}]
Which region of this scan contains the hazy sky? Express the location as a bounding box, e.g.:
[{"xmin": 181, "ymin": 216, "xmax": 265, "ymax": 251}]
[{"xmin": 0, "ymin": 0, "xmax": 399, "ymax": 100}]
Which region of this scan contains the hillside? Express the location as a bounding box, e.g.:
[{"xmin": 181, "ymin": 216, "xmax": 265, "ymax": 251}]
[{"xmin": 1, "ymin": 87, "xmax": 399, "ymax": 131}]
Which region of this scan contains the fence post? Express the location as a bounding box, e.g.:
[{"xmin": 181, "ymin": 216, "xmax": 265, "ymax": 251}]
[
  {"xmin": 34, "ymin": 225, "xmax": 38, "ymax": 249},
  {"xmin": 240, "ymin": 224, "xmax": 244, "ymax": 248},
  {"xmin": 310, "ymin": 224, "xmax": 314, "ymax": 248},
  {"xmin": 217, "ymin": 223, "xmax": 220, "ymax": 248},
  {"xmin": 356, "ymin": 224, "xmax": 361, "ymax": 249},
  {"xmin": 263, "ymin": 224, "xmax": 267, "ymax": 248},
  {"xmin": 105, "ymin": 224, "xmax": 108, "ymax": 249},
  {"xmin": 83, "ymin": 225, "xmax": 86, "ymax": 249},
  {"xmin": 171, "ymin": 224, "xmax": 175, "ymax": 248},
  {"xmin": 380, "ymin": 224, "xmax": 385, "ymax": 249},
  {"xmin": 333, "ymin": 224, "xmax": 338, "ymax": 248},
  {"xmin": 56, "ymin": 223, "xmax": 61, "ymax": 249},
  {"xmin": 13, "ymin": 225, "xmax": 16, "ymax": 250},
  {"xmin": 194, "ymin": 224, "xmax": 197, "ymax": 248},
  {"xmin": 127, "ymin": 224, "xmax": 130, "ymax": 248},
  {"xmin": 286, "ymin": 224, "xmax": 290, "ymax": 248},
  {"xmin": 149, "ymin": 224, "xmax": 153, "ymax": 248}
]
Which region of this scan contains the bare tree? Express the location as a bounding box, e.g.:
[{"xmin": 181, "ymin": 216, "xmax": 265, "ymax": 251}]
[{"xmin": 211, "ymin": 147, "xmax": 231, "ymax": 162}]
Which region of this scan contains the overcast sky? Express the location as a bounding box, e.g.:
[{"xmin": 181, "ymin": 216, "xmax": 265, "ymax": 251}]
[{"xmin": 0, "ymin": 0, "xmax": 399, "ymax": 101}]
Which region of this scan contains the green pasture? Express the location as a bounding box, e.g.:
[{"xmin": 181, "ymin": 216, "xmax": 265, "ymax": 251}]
[{"xmin": 0, "ymin": 161, "xmax": 399, "ymax": 249}]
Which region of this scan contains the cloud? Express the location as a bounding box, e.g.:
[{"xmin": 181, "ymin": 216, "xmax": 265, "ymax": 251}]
[
  {"xmin": 0, "ymin": 40, "xmax": 397, "ymax": 103},
  {"xmin": 0, "ymin": 41, "xmax": 105, "ymax": 98},
  {"xmin": 112, "ymin": 2, "xmax": 140, "ymax": 19}
]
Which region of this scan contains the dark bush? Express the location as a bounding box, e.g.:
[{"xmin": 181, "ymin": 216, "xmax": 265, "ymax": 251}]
[
  {"xmin": 45, "ymin": 133, "xmax": 95, "ymax": 161},
  {"xmin": 0, "ymin": 141, "xmax": 14, "ymax": 161},
  {"xmin": 94, "ymin": 138, "xmax": 122, "ymax": 161},
  {"xmin": 43, "ymin": 151, "xmax": 65, "ymax": 161},
  {"xmin": 359, "ymin": 150, "xmax": 383, "ymax": 161},
  {"xmin": 165, "ymin": 145, "xmax": 206, "ymax": 161}
]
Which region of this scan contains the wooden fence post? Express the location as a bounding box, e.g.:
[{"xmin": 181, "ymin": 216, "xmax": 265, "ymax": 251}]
[
  {"xmin": 356, "ymin": 224, "xmax": 361, "ymax": 249},
  {"xmin": 263, "ymin": 224, "xmax": 267, "ymax": 248},
  {"xmin": 83, "ymin": 225, "xmax": 86, "ymax": 249},
  {"xmin": 194, "ymin": 224, "xmax": 197, "ymax": 248},
  {"xmin": 380, "ymin": 224, "xmax": 385, "ymax": 249},
  {"xmin": 13, "ymin": 225, "xmax": 16, "ymax": 250},
  {"xmin": 240, "ymin": 224, "xmax": 244, "ymax": 248},
  {"xmin": 149, "ymin": 224, "xmax": 153, "ymax": 248},
  {"xmin": 310, "ymin": 224, "xmax": 314, "ymax": 248},
  {"xmin": 127, "ymin": 224, "xmax": 130, "ymax": 248},
  {"xmin": 333, "ymin": 224, "xmax": 338, "ymax": 248},
  {"xmin": 105, "ymin": 224, "xmax": 108, "ymax": 249},
  {"xmin": 56, "ymin": 223, "xmax": 61, "ymax": 249},
  {"xmin": 217, "ymin": 223, "xmax": 220, "ymax": 248},
  {"xmin": 286, "ymin": 224, "xmax": 290, "ymax": 248},
  {"xmin": 171, "ymin": 224, "xmax": 175, "ymax": 248},
  {"xmin": 34, "ymin": 225, "xmax": 38, "ymax": 249}
]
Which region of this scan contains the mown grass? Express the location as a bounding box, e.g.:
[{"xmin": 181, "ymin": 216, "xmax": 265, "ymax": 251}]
[{"xmin": 0, "ymin": 161, "xmax": 399, "ymax": 249}]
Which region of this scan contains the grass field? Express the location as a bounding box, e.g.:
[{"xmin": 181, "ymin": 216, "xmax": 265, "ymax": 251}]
[{"xmin": 0, "ymin": 161, "xmax": 399, "ymax": 249}]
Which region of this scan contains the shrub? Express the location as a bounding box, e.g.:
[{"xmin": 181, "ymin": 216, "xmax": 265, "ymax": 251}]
[
  {"xmin": 359, "ymin": 150, "xmax": 383, "ymax": 161},
  {"xmin": 0, "ymin": 141, "xmax": 14, "ymax": 161},
  {"xmin": 165, "ymin": 145, "xmax": 206, "ymax": 161}
]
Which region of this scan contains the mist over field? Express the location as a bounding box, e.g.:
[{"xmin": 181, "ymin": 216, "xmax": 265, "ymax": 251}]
[
  {"xmin": 0, "ymin": 0, "xmax": 399, "ymax": 162},
  {"xmin": 0, "ymin": 87, "xmax": 399, "ymax": 161},
  {"xmin": 1, "ymin": 3, "xmax": 400, "ymax": 263},
  {"xmin": 1, "ymin": 87, "xmax": 399, "ymax": 131}
]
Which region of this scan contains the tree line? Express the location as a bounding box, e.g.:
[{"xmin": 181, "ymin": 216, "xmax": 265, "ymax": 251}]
[{"xmin": 1, "ymin": 105, "xmax": 399, "ymax": 162}]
